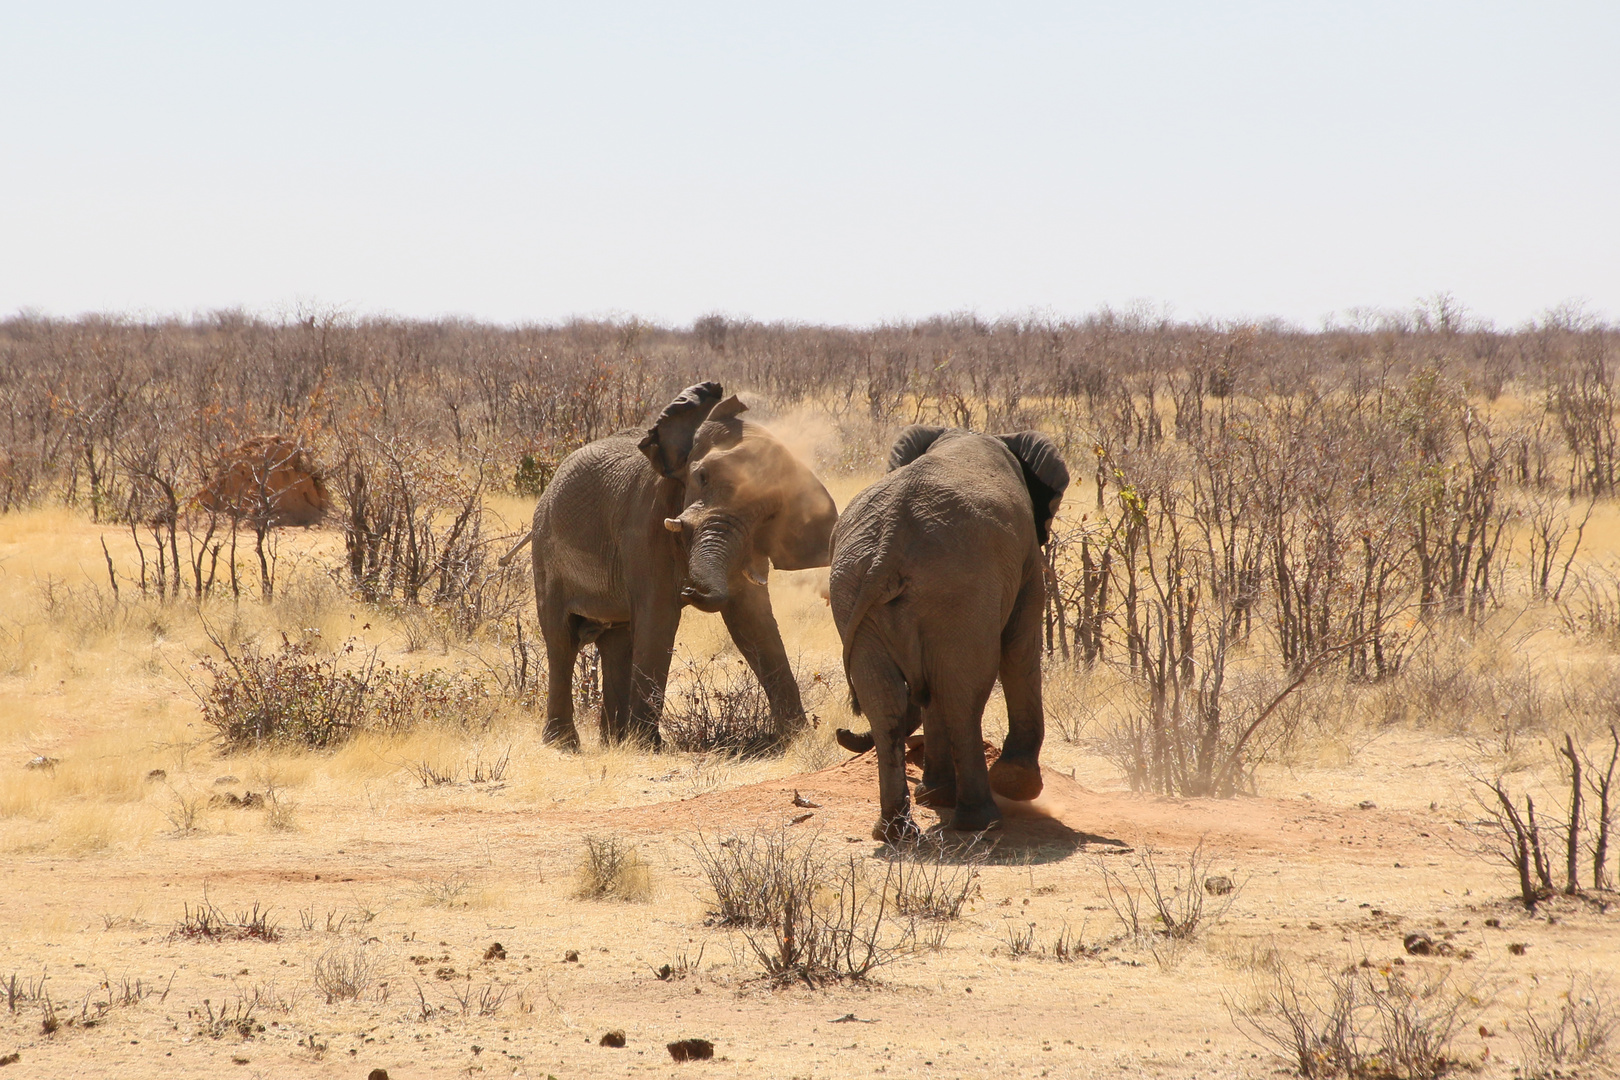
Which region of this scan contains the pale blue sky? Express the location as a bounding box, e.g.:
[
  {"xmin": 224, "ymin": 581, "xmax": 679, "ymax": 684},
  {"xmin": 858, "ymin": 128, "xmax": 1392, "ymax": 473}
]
[{"xmin": 2, "ymin": 2, "xmax": 1615, "ymax": 327}]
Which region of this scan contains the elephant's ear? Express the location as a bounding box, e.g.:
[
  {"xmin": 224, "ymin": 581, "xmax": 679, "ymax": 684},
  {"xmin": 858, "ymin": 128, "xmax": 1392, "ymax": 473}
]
[
  {"xmin": 708, "ymin": 395, "xmax": 748, "ymax": 423},
  {"xmin": 887, "ymin": 425, "xmax": 949, "ymax": 472},
  {"xmin": 639, "ymin": 381, "xmax": 726, "ymax": 477},
  {"xmin": 996, "ymin": 431, "xmax": 1070, "ymax": 545}
]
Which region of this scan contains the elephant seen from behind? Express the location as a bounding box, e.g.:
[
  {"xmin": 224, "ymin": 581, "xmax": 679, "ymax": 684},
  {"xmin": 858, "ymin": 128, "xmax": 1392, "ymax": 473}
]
[{"xmin": 829, "ymin": 425, "xmax": 1069, "ymax": 841}]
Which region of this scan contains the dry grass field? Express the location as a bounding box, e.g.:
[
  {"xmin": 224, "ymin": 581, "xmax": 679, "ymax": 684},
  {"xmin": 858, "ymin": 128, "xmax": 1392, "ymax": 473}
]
[{"xmin": 2, "ymin": 313, "xmax": 1619, "ymax": 1078}]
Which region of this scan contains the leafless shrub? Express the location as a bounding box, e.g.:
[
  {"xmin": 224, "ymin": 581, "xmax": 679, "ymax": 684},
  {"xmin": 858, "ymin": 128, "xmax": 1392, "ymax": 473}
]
[
  {"xmin": 690, "ymin": 826, "xmax": 919, "ymax": 985},
  {"xmin": 163, "ymin": 786, "xmax": 207, "ymax": 835},
  {"xmin": 194, "ymin": 995, "xmax": 259, "ymax": 1039},
  {"xmin": 311, "ymin": 943, "xmax": 378, "ymax": 1002},
  {"xmin": 1001, "ymin": 921, "xmax": 1037, "ymax": 958},
  {"xmin": 445, "ymin": 975, "xmax": 512, "ymax": 1017},
  {"xmin": 1230, "ymin": 959, "xmax": 1482, "ymax": 1079},
  {"xmin": 170, "ymin": 890, "xmax": 280, "ymax": 942},
  {"xmin": 467, "ymin": 746, "xmax": 511, "ymax": 784},
  {"xmin": 415, "ymin": 875, "xmax": 473, "ymax": 909},
  {"xmin": 5, "ymin": 971, "xmax": 48, "ymax": 1013},
  {"xmin": 743, "ymin": 849, "xmax": 915, "ymax": 986},
  {"xmin": 1095, "ymin": 842, "xmax": 1240, "ymax": 945},
  {"xmin": 407, "ymin": 760, "xmax": 458, "ymax": 787},
  {"xmin": 575, "ymin": 835, "xmax": 652, "ymax": 901},
  {"xmin": 661, "ymin": 654, "xmax": 786, "ymax": 758},
  {"xmin": 1469, "ymin": 726, "xmax": 1618, "ymax": 909},
  {"xmin": 689, "ymin": 826, "xmax": 824, "ymax": 927},
  {"xmin": 653, "ymin": 943, "xmax": 706, "ymax": 981},
  {"xmin": 882, "ymin": 835, "xmax": 986, "ymax": 921},
  {"xmin": 1519, "ymin": 971, "xmax": 1620, "ymax": 1077}
]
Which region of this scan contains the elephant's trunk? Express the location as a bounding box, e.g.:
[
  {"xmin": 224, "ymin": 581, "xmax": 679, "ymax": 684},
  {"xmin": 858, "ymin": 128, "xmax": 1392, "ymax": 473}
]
[{"xmin": 682, "ymin": 515, "xmax": 746, "ymax": 612}]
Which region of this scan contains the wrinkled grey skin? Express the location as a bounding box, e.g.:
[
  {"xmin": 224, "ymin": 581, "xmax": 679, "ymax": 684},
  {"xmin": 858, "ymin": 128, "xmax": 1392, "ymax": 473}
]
[
  {"xmin": 829, "ymin": 426, "xmax": 1069, "ymax": 841},
  {"xmin": 531, "ymin": 382, "xmax": 837, "ymax": 749}
]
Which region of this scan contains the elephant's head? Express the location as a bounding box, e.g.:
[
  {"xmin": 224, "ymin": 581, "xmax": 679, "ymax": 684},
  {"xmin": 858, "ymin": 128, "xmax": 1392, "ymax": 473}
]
[{"xmin": 640, "ymin": 383, "xmax": 837, "ymax": 612}]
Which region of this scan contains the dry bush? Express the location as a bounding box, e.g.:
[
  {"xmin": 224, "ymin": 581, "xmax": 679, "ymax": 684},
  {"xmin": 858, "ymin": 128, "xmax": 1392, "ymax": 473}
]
[
  {"xmin": 1094, "ymin": 842, "xmax": 1240, "ymax": 951},
  {"xmin": 1230, "ymin": 959, "xmax": 1483, "ymax": 1079},
  {"xmin": 170, "ymin": 891, "xmax": 281, "ymax": 943},
  {"xmin": 193, "ymin": 632, "xmax": 494, "ymax": 750},
  {"xmin": 311, "ymin": 942, "xmax": 379, "ymax": 1002},
  {"xmin": 1518, "ymin": 971, "xmax": 1620, "ymax": 1077},
  {"xmin": 690, "ymin": 826, "xmax": 919, "ymax": 985},
  {"xmin": 661, "ymin": 654, "xmax": 789, "ymax": 758},
  {"xmin": 882, "ymin": 835, "xmax": 987, "ymax": 921},
  {"xmin": 194, "ymin": 995, "xmax": 259, "ymax": 1040},
  {"xmin": 415, "ymin": 875, "xmax": 474, "ymax": 908},
  {"xmin": 574, "ymin": 835, "xmax": 652, "ymax": 901},
  {"xmin": 1470, "ymin": 726, "xmax": 1618, "ymax": 909}
]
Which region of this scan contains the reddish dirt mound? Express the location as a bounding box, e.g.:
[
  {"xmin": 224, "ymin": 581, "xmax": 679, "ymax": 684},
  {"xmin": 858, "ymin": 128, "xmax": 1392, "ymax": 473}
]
[
  {"xmin": 603, "ymin": 743, "xmax": 1436, "ymax": 860},
  {"xmin": 195, "ymin": 435, "xmax": 329, "ymax": 526}
]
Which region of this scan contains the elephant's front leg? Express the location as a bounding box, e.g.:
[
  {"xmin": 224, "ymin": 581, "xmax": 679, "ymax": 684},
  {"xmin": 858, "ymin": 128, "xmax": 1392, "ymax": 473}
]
[
  {"xmin": 720, "ymin": 580, "xmax": 807, "ymax": 736},
  {"xmin": 847, "ymin": 635, "xmax": 918, "ymax": 844}
]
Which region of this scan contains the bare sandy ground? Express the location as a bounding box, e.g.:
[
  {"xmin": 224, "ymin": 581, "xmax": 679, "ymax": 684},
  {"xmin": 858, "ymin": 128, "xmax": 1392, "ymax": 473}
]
[
  {"xmin": 2, "ymin": 505, "xmax": 1617, "ymax": 1079},
  {"xmin": 2, "ymin": 724, "xmax": 1614, "ymax": 1080}
]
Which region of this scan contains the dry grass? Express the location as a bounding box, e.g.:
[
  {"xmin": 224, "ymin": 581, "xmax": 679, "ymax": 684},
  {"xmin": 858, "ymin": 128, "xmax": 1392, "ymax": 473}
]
[{"xmin": 574, "ymin": 835, "xmax": 653, "ymax": 902}]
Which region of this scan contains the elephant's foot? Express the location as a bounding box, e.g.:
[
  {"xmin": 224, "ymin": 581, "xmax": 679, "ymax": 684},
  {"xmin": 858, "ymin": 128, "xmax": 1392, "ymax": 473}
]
[
  {"xmin": 948, "ymin": 800, "xmax": 1003, "ymax": 834},
  {"xmin": 912, "ymin": 779, "xmax": 957, "ymax": 809},
  {"xmin": 872, "ymin": 812, "xmax": 921, "ymax": 845},
  {"xmin": 988, "ymin": 756, "xmax": 1043, "ymax": 801},
  {"xmin": 543, "ymin": 719, "xmax": 581, "ymax": 751},
  {"xmin": 836, "ymin": 728, "xmax": 875, "ymax": 754}
]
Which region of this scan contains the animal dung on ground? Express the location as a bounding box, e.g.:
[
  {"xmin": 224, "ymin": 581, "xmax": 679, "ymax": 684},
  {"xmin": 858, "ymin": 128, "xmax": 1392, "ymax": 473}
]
[
  {"xmin": 1203, "ymin": 875, "xmax": 1234, "ymax": 896},
  {"xmin": 564, "ymin": 950, "xmax": 580, "ymax": 963},
  {"xmin": 367, "ymin": 1070, "xmax": 390, "ymax": 1080},
  {"xmin": 600, "ymin": 1030, "xmax": 627, "ymax": 1048},
  {"xmin": 667, "ymin": 1038, "xmax": 715, "ymax": 1061},
  {"xmin": 790, "ymin": 812, "xmax": 814, "ymax": 826},
  {"xmin": 791, "ymin": 790, "xmax": 821, "ymax": 808},
  {"xmin": 145, "ymin": 768, "xmax": 167, "ymax": 782},
  {"xmin": 1508, "ymin": 942, "xmax": 1528, "ymax": 955},
  {"xmin": 24, "ymin": 756, "xmax": 58, "ymax": 771},
  {"xmin": 1403, "ymin": 932, "xmax": 1436, "ymax": 956},
  {"xmin": 483, "ymin": 942, "xmax": 506, "ymax": 961}
]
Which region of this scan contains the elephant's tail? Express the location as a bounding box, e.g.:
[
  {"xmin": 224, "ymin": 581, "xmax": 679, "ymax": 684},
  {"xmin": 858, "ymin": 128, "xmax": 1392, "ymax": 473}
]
[{"xmin": 496, "ymin": 528, "xmax": 536, "ymax": 568}]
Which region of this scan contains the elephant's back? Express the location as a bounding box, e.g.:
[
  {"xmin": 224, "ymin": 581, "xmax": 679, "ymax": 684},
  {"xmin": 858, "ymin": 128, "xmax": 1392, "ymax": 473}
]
[{"xmin": 830, "ymin": 436, "xmax": 1030, "ymax": 614}]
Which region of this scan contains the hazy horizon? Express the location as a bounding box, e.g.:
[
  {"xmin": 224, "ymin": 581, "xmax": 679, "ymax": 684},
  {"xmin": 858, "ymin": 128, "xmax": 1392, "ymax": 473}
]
[{"xmin": 4, "ymin": 3, "xmax": 1616, "ymax": 329}]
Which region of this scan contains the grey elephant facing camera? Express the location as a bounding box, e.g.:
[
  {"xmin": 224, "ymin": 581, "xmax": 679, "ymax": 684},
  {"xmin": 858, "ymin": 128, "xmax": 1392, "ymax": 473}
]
[
  {"xmin": 830, "ymin": 425, "xmax": 1069, "ymax": 841},
  {"xmin": 515, "ymin": 381, "xmax": 838, "ymax": 749}
]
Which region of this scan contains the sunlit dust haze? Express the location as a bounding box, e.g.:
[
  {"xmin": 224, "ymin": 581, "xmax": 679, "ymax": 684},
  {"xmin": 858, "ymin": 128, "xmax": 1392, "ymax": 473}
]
[{"xmin": 2, "ymin": 2, "xmax": 1616, "ymax": 327}]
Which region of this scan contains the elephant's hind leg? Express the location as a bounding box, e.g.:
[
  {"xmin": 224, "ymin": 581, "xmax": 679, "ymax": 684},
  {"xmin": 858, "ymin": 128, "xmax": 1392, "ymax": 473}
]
[
  {"xmin": 989, "ymin": 569, "xmax": 1046, "ymax": 801},
  {"xmin": 596, "ymin": 625, "xmax": 635, "ymax": 745},
  {"xmin": 912, "ymin": 703, "xmax": 957, "ymax": 809},
  {"xmin": 846, "ymin": 631, "xmax": 919, "ymax": 844},
  {"xmin": 539, "ymin": 613, "xmax": 583, "ymax": 750}
]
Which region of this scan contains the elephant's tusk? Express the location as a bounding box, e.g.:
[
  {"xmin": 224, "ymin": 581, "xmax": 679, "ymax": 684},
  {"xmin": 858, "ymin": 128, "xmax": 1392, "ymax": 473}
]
[{"xmin": 663, "ymin": 517, "xmax": 683, "ymax": 532}]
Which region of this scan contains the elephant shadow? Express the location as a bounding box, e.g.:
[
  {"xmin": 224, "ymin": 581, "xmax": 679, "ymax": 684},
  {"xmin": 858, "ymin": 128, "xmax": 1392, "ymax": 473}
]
[{"xmin": 893, "ymin": 797, "xmax": 1130, "ymax": 866}]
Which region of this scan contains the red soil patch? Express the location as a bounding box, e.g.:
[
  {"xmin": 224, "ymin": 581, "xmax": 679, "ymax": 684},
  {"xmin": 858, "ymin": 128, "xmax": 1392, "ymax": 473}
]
[{"xmin": 601, "ymin": 742, "xmax": 1437, "ymax": 860}]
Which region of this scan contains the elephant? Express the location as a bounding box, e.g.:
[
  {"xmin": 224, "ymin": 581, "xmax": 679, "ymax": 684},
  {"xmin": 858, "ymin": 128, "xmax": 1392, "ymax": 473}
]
[
  {"xmin": 507, "ymin": 381, "xmax": 838, "ymax": 749},
  {"xmin": 828, "ymin": 425, "xmax": 1069, "ymax": 841}
]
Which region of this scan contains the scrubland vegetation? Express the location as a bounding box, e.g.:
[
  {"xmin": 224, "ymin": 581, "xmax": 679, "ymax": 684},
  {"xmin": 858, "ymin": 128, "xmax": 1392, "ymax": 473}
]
[{"xmin": 2, "ymin": 301, "xmax": 1619, "ymax": 1077}]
